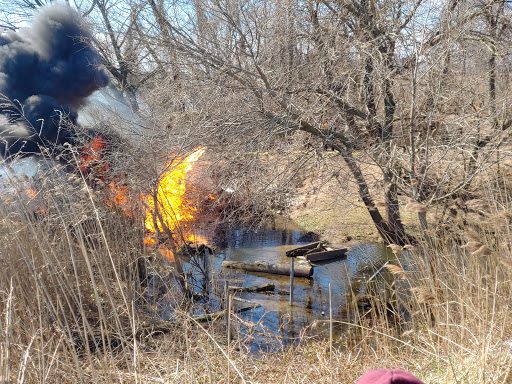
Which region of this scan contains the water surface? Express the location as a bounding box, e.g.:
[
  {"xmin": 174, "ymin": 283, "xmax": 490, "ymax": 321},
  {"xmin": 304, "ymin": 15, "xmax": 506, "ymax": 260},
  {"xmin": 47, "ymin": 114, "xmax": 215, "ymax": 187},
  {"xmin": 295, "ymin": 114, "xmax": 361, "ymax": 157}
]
[{"xmin": 199, "ymin": 225, "xmax": 395, "ymax": 351}]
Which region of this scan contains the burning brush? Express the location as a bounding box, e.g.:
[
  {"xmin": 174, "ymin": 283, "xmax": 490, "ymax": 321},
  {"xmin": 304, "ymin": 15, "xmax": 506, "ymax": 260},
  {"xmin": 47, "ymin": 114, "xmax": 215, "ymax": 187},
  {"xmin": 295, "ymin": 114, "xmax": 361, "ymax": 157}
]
[
  {"xmin": 77, "ymin": 136, "xmax": 211, "ymax": 259},
  {"xmin": 0, "ymin": 4, "xmax": 213, "ymax": 262},
  {"xmin": 143, "ymin": 147, "xmax": 207, "ymax": 246},
  {"xmin": 78, "ymin": 133, "xmax": 137, "ymax": 217}
]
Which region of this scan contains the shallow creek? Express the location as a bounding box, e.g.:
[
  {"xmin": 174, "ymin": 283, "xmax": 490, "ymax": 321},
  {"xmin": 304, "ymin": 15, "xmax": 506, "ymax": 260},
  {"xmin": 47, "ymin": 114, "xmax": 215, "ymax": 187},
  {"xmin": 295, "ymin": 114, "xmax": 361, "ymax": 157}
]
[{"xmin": 187, "ymin": 224, "xmax": 398, "ymax": 352}]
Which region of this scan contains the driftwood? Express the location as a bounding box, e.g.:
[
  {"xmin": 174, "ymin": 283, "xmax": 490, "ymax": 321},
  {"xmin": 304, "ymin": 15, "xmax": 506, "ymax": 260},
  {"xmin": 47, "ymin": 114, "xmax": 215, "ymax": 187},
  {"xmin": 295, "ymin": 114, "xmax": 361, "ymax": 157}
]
[
  {"xmin": 305, "ymin": 248, "xmax": 347, "ymax": 262},
  {"xmin": 286, "ymin": 242, "xmax": 347, "ymax": 262},
  {"xmin": 192, "ymin": 304, "xmax": 260, "ymax": 323},
  {"xmin": 229, "ymin": 283, "xmax": 275, "ymax": 293},
  {"xmin": 285, "ymin": 241, "xmax": 324, "ymax": 257},
  {"xmin": 222, "ymin": 260, "xmax": 313, "ymax": 277}
]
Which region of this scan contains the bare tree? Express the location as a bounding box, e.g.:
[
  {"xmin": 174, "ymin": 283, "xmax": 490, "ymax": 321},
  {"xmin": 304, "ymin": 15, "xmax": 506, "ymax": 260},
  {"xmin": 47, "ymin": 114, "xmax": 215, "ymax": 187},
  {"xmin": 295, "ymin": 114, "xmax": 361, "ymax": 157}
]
[
  {"xmin": 130, "ymin": 0, "xmax": 430, "ymax": 243},
  {"xmin": 4, "ymin": 0, "xmax": 512, "ymax": 245},
  {"xmin": 134, "ymin": 0, "xmax": 512, "ymax": 245}
]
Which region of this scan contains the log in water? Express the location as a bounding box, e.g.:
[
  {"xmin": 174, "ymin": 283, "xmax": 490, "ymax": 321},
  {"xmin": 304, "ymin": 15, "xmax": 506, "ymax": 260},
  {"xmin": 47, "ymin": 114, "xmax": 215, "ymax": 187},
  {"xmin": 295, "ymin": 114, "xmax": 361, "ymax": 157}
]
[
  {"xmin": 285, "ymin": 241, "xmax": 324, "ymax": 257},
  {"xmin": 229, "ymin": 283, "xmax": 275, "ymax": 292},
  {"xmin": 305, "ymin": 248, "xmax": 348, "ymax": 262},
  {"xmin": 222, "ymin": 260, "xmax": 313, "ymax": 277}
]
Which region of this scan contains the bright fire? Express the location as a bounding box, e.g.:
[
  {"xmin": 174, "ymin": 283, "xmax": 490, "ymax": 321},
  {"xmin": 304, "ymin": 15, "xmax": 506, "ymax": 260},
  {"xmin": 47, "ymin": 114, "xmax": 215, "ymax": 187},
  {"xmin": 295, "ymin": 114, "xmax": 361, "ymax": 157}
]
[
  {"xmin": 143, "ymin": 147, "xmax": 206, "ymax": 244},
  {"xmin": 78, "ymin": 136, "xmax": 208, "ymax": 255},
  {"xmin": 25, "ymin": 136, "xmax": 207, "ymax": 262},
  {"xmin": 79, "ymin": 135, "xmax": 136, "ymax": 216},
  {"xmin": 79, "ymin": 135, "xmax": 109, "ymax": 175}
]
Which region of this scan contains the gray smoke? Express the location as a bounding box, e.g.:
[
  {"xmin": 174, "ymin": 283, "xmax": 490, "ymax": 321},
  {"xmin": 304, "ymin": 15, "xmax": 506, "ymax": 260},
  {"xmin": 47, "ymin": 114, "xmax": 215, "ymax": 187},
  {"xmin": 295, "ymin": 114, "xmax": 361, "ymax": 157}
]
[{"xmin": 0, "ymin": 4, "xmax": 109, "ymax": 158}]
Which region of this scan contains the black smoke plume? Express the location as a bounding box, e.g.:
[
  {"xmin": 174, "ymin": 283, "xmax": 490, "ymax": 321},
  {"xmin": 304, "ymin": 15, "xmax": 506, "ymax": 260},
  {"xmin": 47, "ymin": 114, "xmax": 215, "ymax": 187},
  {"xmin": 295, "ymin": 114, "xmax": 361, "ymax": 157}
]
[{"xmin": 0, "ymin": 4, "xmax": 109, "ymax": 158}]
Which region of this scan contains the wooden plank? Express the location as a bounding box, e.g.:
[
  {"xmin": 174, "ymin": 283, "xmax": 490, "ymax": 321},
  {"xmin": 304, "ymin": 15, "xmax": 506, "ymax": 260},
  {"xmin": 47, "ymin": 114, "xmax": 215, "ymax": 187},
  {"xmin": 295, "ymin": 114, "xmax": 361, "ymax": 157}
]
[
  {"xmin": 222, "ymin": 260, "xmax": 313, "ymax": 277},
  {"xmin": 305, "ymin": 248, "xmax": 347, "ymax": 262},
  {"xmin": 285, "ymin": 241, "xmax": 324, "ymax": 257}
]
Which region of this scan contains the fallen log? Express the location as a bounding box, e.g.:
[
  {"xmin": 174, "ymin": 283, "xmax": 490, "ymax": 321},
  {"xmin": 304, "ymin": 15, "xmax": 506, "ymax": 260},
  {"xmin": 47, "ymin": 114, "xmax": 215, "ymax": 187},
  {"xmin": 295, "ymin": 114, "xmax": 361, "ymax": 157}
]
[
  {"xmin": 229, "ymin": 283, "xmax": 275, "ymax": 293},
  {"xmin": 305, "ymin": 248, "xmax": 348, "ymax": 262},
  {"xmin": 285, "ymin": 241, "xmax": 324, "ymax": 257},
  {"xmin": 222, "ymin": 260, "xmax": 313, "ymax": 277}
]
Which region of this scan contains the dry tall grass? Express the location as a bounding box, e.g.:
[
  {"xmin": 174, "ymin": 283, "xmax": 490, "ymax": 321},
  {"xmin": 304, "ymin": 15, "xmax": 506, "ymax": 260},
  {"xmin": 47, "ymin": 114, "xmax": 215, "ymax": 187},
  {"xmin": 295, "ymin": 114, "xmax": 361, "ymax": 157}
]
[{"xmin": 1, "ymin": 154, "xmax": 512, "ymax": 383}]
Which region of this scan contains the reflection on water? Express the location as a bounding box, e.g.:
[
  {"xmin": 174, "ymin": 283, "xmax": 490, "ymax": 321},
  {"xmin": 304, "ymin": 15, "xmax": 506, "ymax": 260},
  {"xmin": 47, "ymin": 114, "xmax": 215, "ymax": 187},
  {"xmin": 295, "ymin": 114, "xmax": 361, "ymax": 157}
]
[{"xmin": 198, "ymin": 225, "xmax": 394, "ymax": 352}]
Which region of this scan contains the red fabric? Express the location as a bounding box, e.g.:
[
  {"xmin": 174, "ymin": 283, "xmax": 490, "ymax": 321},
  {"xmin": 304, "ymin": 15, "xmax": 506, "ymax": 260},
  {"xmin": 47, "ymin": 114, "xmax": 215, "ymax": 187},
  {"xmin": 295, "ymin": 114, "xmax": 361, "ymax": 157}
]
[{"xmin": 356, "ymin": 370, "xmax": 424, "ymax": 384}]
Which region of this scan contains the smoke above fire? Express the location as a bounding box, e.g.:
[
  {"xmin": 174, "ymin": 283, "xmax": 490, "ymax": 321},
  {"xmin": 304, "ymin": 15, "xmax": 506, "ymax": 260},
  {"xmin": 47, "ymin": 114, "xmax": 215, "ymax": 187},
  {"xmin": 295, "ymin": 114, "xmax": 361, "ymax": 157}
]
[{"xmin": 0, "ymin": 4, "xmax": 109, "ymax": 158}]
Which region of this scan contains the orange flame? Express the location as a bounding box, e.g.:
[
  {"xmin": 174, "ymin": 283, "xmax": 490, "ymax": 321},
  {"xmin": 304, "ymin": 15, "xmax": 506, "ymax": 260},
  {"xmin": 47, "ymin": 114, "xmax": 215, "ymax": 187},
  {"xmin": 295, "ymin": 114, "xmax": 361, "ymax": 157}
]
[
  {"xmin": 26, "ymin": 188, "xmax": 37, "ymax": 199},
  {"xmin": 105, "ymin": 180, "xmax": 137, "ymax": 216},
  {"xmin": 143, "ymin": 147, "xmax": 206, "ymax": 244},
  {"xmin": 26, "ymin": 188, "xmax": 47, "ymax": 214},
  {"xmin": 78, "ymin": 136, "xmax": 136, "ymax": 217},
  {"xmin": 79, "ymin": 135, "xmax": 109, "ymax": 176},
  {"xmin": 78, "ymin": 136, "xmax": 208, "ymax": 256}
]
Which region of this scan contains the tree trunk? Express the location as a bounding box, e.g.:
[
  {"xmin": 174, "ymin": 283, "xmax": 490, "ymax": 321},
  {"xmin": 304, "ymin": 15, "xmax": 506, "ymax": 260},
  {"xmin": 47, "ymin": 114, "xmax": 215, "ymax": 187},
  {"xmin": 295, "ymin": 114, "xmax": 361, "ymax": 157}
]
[
  {"xmin": 337, "ymin": 145, "xmax": 408, "ymax": 245},
  {"xmin": 125, "ymin": 85, "xmax": 139, "ymax": 112}
]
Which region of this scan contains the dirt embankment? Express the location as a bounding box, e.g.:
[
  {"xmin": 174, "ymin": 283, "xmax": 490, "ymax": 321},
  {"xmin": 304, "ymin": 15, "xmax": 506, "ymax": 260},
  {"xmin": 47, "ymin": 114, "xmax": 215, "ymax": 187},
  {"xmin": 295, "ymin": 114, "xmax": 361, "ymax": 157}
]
[{"xmin": 286, "ymin": 154, "xmax": 419, "ymax": 244}]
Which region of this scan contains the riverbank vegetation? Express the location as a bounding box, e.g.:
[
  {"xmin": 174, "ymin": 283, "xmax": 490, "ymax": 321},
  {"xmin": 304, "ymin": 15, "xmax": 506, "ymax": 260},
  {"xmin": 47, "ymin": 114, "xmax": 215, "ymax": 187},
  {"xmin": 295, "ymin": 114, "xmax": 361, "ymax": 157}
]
[
  {"xmin": 1, "ymin": 0, "xmax": 512, "ymax": 382},
  {"xmin": 1, "ymin": 147, "xmax": 511, "ymax": 383}
]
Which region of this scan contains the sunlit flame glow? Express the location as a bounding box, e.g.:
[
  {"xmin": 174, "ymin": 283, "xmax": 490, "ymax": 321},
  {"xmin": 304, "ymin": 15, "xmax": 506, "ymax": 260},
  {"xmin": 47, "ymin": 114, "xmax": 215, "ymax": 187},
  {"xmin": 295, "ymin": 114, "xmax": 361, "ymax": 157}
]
[
  {"xmin": 105, "ymin": 181, "xmax": 137, "ymax": 216},
  {"xmin": 144, "ymin": 237, "xmax": 157, "ymax": 246},
  {"xmin": 26, "ymin": 188, "xmax": 37, "ymax": 199},
  {"xmin": 78, "ymin": 136, "xmax": 136, "ymax": 217},
  {"xmin": 157, "ymin": 246, "xmax": 175, "ymax": 262},
  {"xmin": 143, "ymin": 147, "xmax": 206, "ymax": 244}
]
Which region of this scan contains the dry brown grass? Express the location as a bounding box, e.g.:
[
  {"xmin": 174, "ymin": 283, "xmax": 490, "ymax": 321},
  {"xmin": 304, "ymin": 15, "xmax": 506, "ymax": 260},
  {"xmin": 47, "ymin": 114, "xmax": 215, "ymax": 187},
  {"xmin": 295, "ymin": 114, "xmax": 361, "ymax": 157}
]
[{"xmin": 1, "ymin": 152, "xmax": 512, "ymax": 383}]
